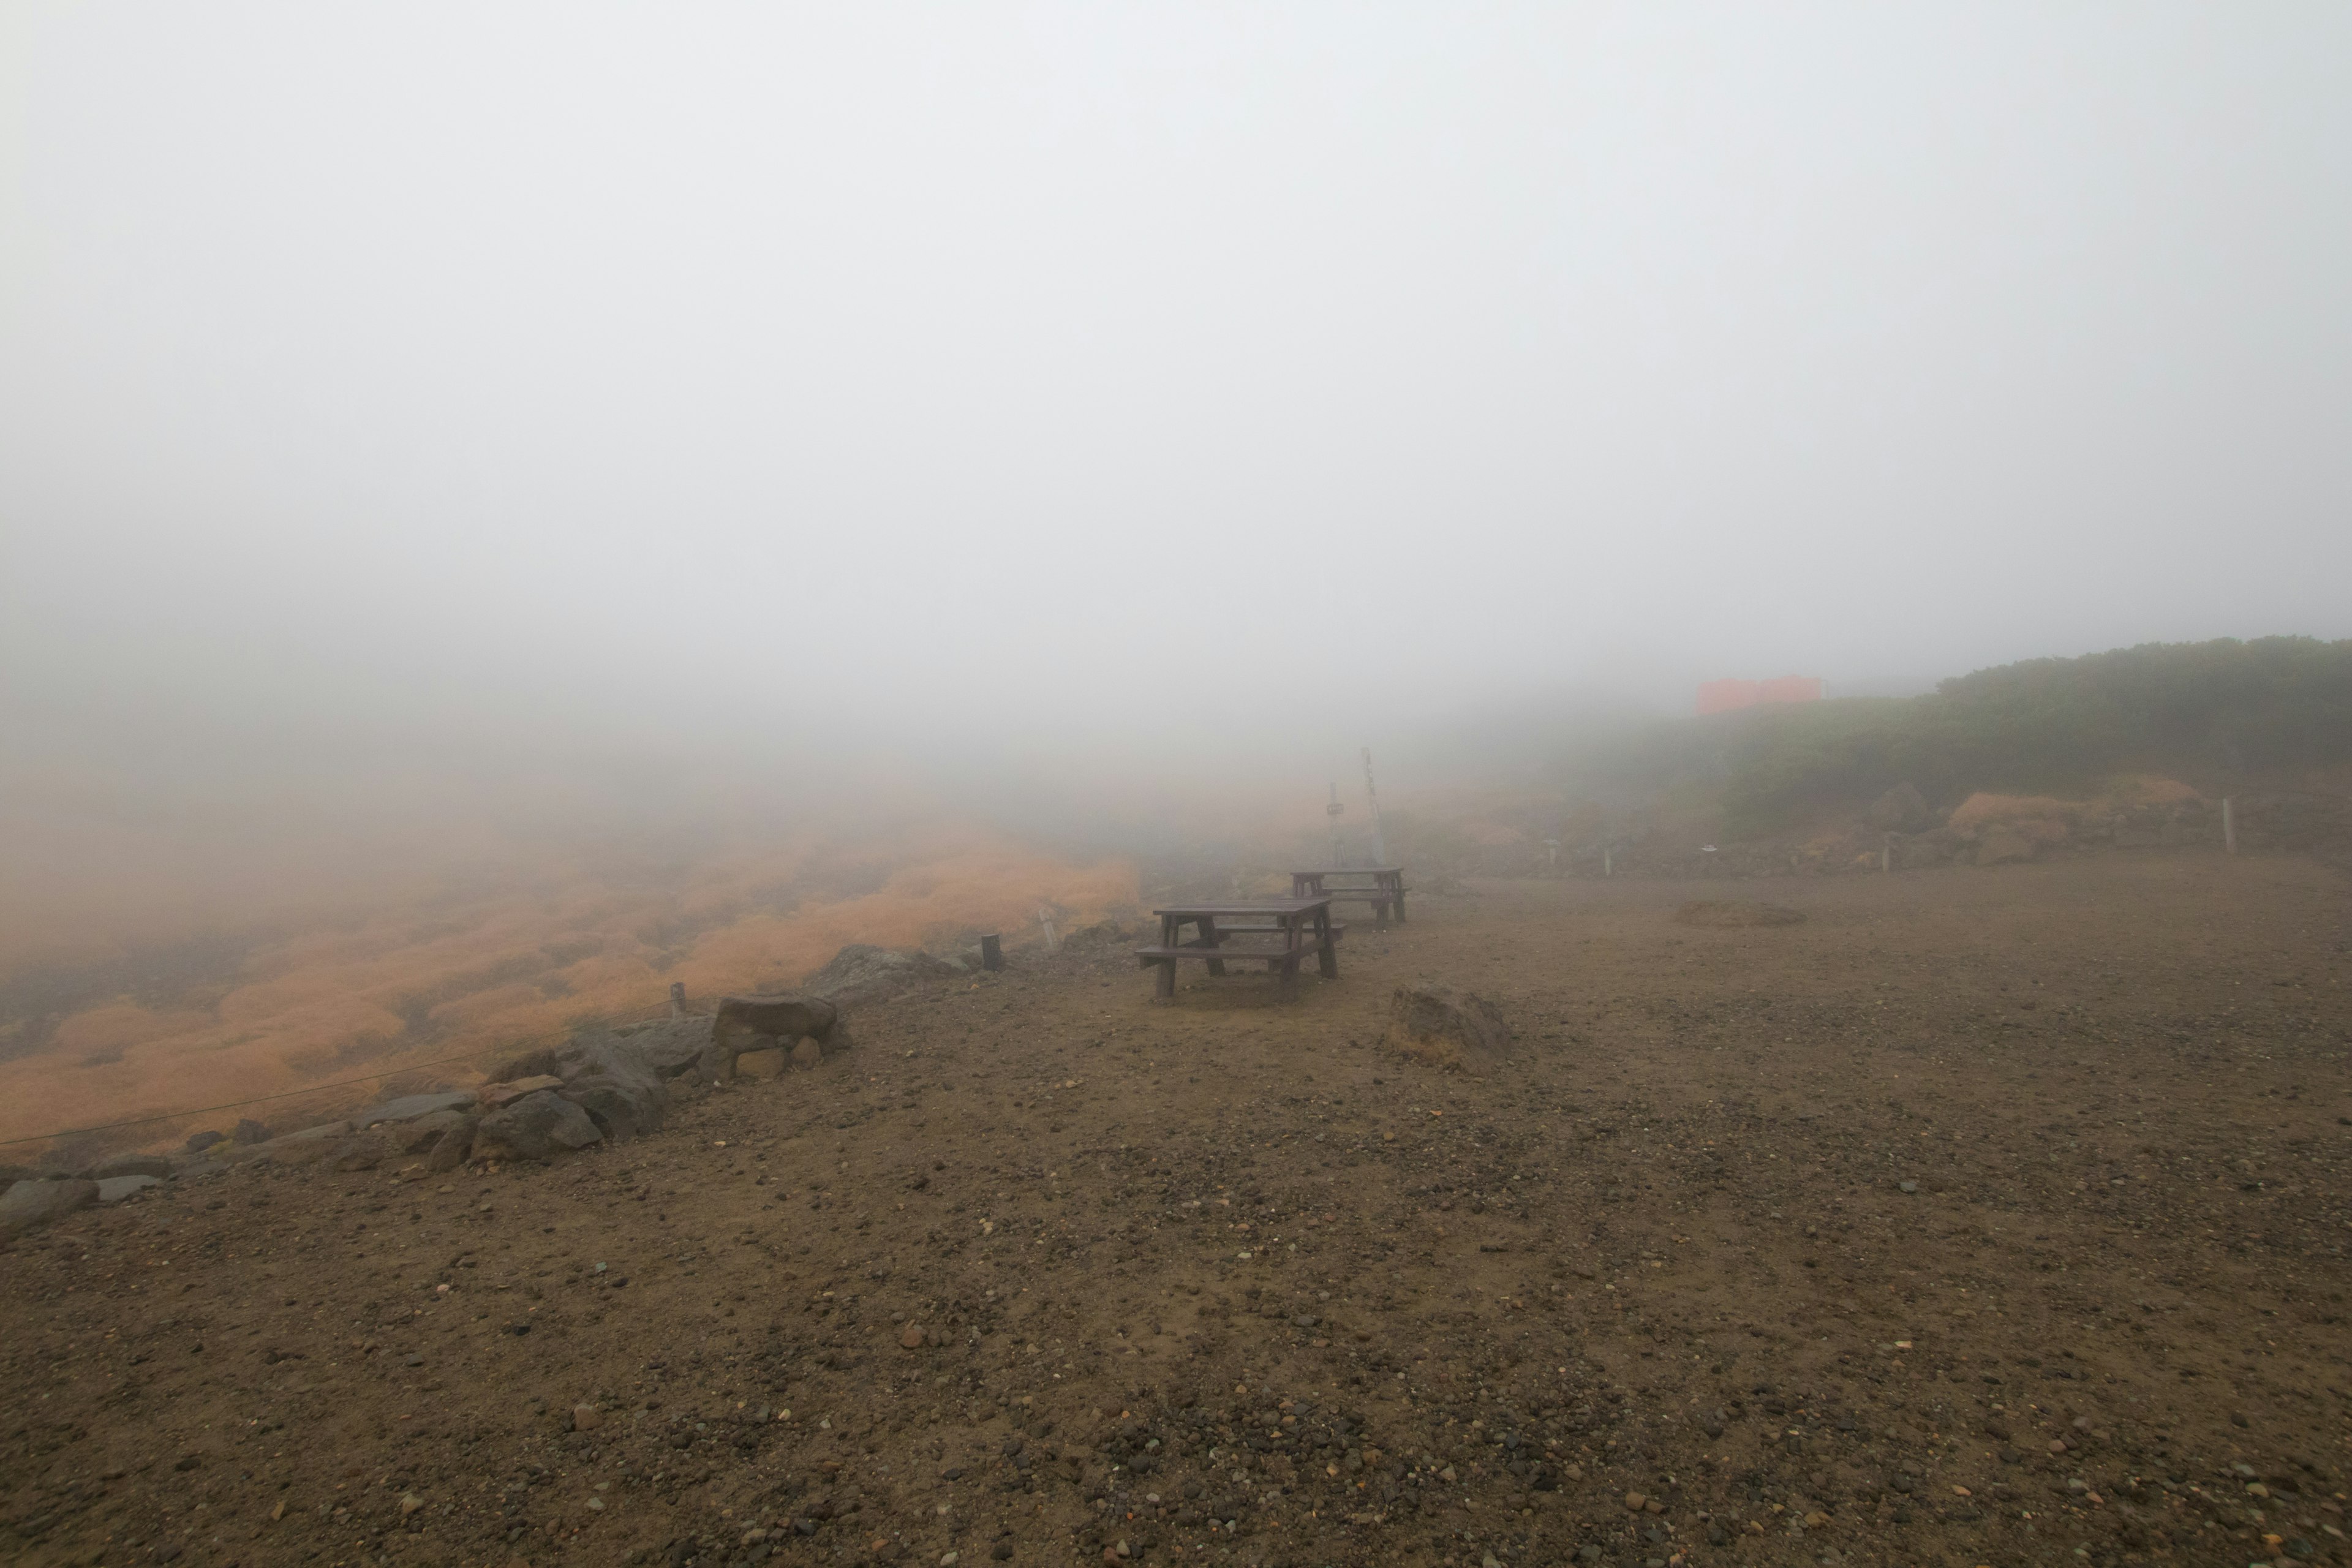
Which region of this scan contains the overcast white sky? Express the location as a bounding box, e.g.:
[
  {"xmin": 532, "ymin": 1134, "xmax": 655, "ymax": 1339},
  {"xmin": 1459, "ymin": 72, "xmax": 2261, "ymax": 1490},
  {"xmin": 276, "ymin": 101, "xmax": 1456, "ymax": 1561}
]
[{"xmin": 4, "ymin": 2, "xmax": 2348, "ymax": 764}]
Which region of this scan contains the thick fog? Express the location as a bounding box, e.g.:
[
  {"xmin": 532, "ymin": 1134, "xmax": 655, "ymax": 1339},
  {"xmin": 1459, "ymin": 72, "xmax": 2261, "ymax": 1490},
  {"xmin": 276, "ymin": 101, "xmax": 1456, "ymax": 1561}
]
[
  {"xmin": 8, "ymin": 3, "xmax": 2349, "ymax": 741},
  {"xmin": 5, "ymin": 2, "xmax": 2351, "ymax": 973}
]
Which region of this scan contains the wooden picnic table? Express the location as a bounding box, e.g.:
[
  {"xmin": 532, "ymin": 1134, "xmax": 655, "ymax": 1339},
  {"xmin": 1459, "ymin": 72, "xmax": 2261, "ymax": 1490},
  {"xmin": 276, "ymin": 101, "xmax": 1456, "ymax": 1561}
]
[
  {"xmin": 1134, "ymin": 897, "xmax": 1341, "ymax": 1000},
  {"xmin": 1289, "ymin": 865, "xmax": 1408, "ymax": 924}
]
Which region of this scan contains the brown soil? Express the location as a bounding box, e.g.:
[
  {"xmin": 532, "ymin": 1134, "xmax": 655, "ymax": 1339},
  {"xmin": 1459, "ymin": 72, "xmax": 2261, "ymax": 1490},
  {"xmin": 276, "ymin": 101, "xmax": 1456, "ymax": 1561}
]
[{"xmin": 6, "ymin": 851, "xmax": 2350, "ymax": 1568}]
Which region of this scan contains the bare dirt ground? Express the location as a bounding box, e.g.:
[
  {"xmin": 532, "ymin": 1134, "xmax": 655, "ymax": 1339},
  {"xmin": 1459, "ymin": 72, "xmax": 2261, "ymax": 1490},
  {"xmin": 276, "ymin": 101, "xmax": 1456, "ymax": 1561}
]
[{"xmin": 6, "ymin": 851, "xmax": 2350, "ymax": 1568}]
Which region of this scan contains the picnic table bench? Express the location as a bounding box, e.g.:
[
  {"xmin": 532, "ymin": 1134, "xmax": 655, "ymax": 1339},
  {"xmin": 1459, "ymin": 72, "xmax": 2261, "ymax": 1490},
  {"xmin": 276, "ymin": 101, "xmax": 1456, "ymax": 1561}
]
[
  {"xmin": 1289, "ymin": 865, "xmax": 1408, "ymax": 924},
  {"xmin": 1135, "ymin": 898, "xmax": 1341, "ymax": 1000}
]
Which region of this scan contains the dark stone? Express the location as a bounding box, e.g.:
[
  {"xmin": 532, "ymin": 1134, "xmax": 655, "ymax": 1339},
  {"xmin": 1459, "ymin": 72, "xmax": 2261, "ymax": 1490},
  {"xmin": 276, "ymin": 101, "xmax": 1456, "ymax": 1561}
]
[
  {"xmin": 472, "ymin": 1091, "xmax": 602, "ymax": 1163},
  {"xmin": 0, "ymin": 1178, "xmax": 100, "ymax": 1238}
]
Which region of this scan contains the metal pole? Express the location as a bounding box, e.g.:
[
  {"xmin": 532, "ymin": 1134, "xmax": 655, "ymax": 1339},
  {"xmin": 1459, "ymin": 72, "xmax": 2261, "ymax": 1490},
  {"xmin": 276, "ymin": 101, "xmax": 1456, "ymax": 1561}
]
[
  {"xmin": 1326, "ymin": 783, "xmax": 1346, "ymax": 866},
  {"xmin": 1361, "ymin": 747, "xmax": 1389, "ymax": 865}
]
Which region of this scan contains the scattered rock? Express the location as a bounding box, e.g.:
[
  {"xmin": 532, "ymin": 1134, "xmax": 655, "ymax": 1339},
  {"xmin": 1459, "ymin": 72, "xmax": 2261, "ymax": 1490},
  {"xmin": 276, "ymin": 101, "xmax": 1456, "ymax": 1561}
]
[
  {"xmin": 183, "ymin": 1130, "xmax": 226, "ymax": 1154},
  {"xmin": 0, "ymin": 1178, "xmax": 99, "ymax": 1238},
  {"xmin": 571, "ymin": 1404, "xmax": 602, "ymax": 1431},
  {"xmin": 1385, "ymin": 986, "xmax": 1512, "ymax": 1073},
  {"xmin": 231, "ymin": 1118, "xmax": 271, "ymax": 1145},
  {"xmin": 1673, "ymin": 901, "xmax": 1805, "ymax": 928},
  {"xmin": 900, "ymin": 1325, "xmax": 927, "ymax": 1349},
  {"xmin": 473, "ymin": 1091, "xmax": 603, "ymax": 1163}
]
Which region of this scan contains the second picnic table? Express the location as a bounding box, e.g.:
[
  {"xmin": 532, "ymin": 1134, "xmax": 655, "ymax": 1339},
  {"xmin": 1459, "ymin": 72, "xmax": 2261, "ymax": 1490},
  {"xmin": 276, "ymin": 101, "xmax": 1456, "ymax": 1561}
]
[
  {"xmin": 1135, "ymin": 897, "xmax": 1340, "ymax": 1000},
  {"xmin": 1289, "ymin": 865, "xmax": 1408, "ymax": 924}
]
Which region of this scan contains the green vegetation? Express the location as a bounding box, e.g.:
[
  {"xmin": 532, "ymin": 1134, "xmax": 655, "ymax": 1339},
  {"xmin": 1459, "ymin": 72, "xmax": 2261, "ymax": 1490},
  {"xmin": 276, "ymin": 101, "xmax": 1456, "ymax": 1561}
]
[{"xmin": 1570, "ymin": 638, "xmax": 2352, "ymax": 840}]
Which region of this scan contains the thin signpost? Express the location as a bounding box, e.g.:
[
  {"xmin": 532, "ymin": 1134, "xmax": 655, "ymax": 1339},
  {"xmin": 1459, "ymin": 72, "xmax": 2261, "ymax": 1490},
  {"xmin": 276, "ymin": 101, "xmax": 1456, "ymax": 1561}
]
[{"xmin": 1361, "ymin": 747, "xmax": 1389, "ymax": 866}]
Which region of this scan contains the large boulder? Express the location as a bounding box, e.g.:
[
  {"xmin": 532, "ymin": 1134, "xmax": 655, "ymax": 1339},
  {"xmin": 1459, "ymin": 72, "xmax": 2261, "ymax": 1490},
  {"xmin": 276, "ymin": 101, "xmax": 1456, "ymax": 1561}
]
[
  {"xmin": 1385, "ymin": 986, "xmax": 1512, "ymax": 1074},
  {"xmin": 95, "ymin": 1175, "xmax": 162, "ymax": 1203},
  {"xmin": 609, "ymin": 1016, "xmax": 712, "ymax": 1080},
  {"xmin": 704, "ymin": 992, "xmax": 852, "ymax": 1082},
  {"xmin": 473, "ymin": 1091, "xmax": 603, "ymax": 1163},
  {"xmin": 231, "ymin": 1118, "xmax": 271, "ymax": 1145},
  {"xmin": 392, "ymin": 1108, "xmax": 470, "ymax": 1153},
  {"xmin": 548, "ymin": 1033, "xmax": 668, "ymax": 1141},
  {"xmin": 426, "ymin": 1117, "xmax": 477, "ymax": 1172},
  {"xmin": 1, "ymin": 1178, "xmax": 99, "ymax": 1240},
  {"xmin": 484, "ymin": 1031, "xmax": 670, "ymax": 1141}
]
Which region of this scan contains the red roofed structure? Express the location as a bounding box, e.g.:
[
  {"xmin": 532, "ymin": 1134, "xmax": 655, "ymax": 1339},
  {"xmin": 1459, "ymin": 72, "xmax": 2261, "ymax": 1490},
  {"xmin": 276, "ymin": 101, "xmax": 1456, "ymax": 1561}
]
[{"xmin": 1697, "ymin": 676, "xmax": 1824, "ymax": 715}]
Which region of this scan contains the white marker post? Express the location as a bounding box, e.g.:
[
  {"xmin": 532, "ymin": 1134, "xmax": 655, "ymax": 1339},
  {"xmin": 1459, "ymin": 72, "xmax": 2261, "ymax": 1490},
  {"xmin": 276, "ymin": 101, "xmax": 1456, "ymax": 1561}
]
[{"xmin": 2223, "ymin": 796, "xmax": 2237, "ymax": 855}]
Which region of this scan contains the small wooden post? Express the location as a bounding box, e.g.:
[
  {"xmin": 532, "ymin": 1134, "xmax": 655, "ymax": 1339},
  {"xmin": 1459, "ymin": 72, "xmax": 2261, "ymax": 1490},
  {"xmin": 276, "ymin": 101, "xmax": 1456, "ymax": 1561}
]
[
  {"xmin": 1882, "ymin": 834, "xmax": 1892, "ymax": 873},
  {"xmin": 668, "ymin": 981, "xmax": 686, "ymax": 1018},
  {"xmin": 1603, "ymin": 846, "xmax": 1613, "ymax": 878},
  {"xmin": 980, "ymin": 933, "xmax": 1003, "ymax": 971},
  {"xmin": 2223, "ymin": 796, "xmax": 2237, "ymax": 855},
  {"xmin": 1037, "ymin": 908, "xmax": 1060, "ymax": 951}
]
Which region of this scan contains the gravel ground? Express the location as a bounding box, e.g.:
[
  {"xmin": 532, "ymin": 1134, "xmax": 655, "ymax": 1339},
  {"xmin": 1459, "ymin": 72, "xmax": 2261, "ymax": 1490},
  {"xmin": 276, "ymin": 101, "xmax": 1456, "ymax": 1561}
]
[{"xmin": 4, "ymin": 850, "xmax": 2349, "ymax": 1568}]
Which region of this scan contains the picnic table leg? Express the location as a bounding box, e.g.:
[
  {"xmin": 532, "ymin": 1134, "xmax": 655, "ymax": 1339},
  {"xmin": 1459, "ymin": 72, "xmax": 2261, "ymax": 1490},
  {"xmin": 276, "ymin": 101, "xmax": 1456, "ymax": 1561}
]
[
  {"xmin": 1198, "ymin": 915, "xmax": 1226, "ymax": 976},
  {"xmin": 1388, "ymin": 873, "xmax": 1406, "ymax": 924},
  {"xmin": 1314, "ymin": 907, "xmax": 1338, "ymax": 978},
  {"xmin": 1276, "ymin": 951, "xmax": 1300, "ymax": 997}
]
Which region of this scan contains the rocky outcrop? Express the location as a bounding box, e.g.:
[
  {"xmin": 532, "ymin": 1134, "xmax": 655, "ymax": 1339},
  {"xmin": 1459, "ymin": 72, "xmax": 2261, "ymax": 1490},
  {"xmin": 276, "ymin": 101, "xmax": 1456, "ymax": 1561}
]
[
  {"xmin": 1385, "ymin": 986, "xmax": 1512, "ymax": 1074},
  {"xmin": 485, "ymin": 1030, "xmax": 671, "ymax": 1140}
]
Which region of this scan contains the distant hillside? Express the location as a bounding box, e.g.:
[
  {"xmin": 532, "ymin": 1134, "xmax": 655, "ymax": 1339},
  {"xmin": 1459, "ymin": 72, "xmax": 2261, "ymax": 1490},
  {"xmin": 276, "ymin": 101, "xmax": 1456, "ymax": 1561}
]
[{"xmin": 1562, "ymin": 638, "xmax": 2352, "ymax": 840}]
